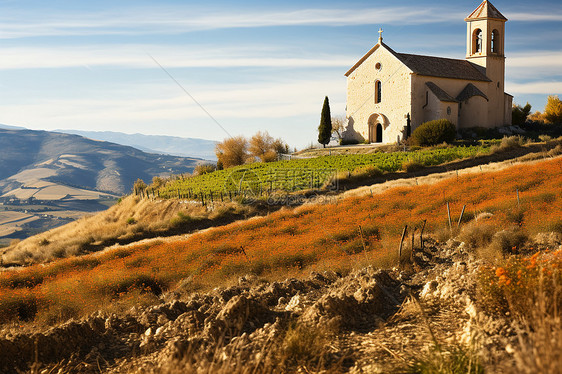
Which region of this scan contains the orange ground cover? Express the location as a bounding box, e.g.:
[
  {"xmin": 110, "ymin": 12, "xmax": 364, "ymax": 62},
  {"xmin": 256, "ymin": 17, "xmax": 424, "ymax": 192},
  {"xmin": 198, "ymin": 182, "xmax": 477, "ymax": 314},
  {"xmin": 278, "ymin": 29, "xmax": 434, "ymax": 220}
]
[{"xmin": 1, "ymin": 157, "xmax": 561, "ymax": 322}]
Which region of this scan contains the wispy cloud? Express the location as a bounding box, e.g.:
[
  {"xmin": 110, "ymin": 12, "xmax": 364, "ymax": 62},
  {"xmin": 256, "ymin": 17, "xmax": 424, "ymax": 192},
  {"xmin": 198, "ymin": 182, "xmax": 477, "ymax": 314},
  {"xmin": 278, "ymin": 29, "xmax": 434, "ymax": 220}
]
[
  {"xmin": 507, "ymin": 51, "xmax": 562, "ymax": 79},
  {"xmin": 505, "ymin": 81, "xmax": 562, "ymax": 94},
  {"xmin": 508, "ymin": 12, "xmax": 562, "ymax": 22},
  {"xmin": 0, "ymin": 78, "xmax": 345, "ymax": 142},
  {"xmin": 0, "ymin": 6, "xmax": 466, "ymax": 39},
  {"xmin": 0, "ymin": 44, "xmax": 353, "ymax": 70}
]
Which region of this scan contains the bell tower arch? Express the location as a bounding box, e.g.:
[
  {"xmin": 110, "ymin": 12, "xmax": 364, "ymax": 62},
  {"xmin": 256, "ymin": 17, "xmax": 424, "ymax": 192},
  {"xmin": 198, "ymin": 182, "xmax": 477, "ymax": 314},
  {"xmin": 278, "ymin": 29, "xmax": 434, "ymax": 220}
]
[{"xmin": 465, "ymin": 1, "xmax": 507, "ymax": 90}]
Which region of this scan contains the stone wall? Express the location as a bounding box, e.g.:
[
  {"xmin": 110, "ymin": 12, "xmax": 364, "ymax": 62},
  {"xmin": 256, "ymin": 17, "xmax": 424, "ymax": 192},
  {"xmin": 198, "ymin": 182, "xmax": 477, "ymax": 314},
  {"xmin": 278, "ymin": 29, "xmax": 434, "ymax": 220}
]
[{"xmin": 345, "ymin": 44, "xmax": 412, "ymax": 144}]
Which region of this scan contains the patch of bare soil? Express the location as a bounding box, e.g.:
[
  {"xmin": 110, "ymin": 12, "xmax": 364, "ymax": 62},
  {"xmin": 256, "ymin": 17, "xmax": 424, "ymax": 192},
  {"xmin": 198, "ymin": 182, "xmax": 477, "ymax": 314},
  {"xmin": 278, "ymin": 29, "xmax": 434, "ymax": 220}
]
[{"xmin": 0, "ymin": 239, "xmax": 521, "ymax": 373}]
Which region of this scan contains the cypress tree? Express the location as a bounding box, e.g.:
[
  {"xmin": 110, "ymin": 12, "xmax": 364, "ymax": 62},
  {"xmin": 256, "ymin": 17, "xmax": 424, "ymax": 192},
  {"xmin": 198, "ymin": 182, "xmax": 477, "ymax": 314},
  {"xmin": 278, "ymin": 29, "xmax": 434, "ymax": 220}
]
[{"xmin": 318, "ymin": 96, "xmax": 332, "ymax": 148}]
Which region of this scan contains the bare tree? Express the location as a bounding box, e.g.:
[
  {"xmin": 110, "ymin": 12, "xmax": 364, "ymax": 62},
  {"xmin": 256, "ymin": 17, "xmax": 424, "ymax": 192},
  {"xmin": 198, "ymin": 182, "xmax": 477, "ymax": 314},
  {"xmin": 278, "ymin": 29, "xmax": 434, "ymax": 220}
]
[
  {"xmin": 215, "ymin": 136, "xmax": 249, "ymax": 168},
  {"xmin": 249, "ymin": 131, "xmax": 289, "ymax": 162},
  {"xmin": 331, "ymin": 115, "xmax": 346, "ymax": 141}
]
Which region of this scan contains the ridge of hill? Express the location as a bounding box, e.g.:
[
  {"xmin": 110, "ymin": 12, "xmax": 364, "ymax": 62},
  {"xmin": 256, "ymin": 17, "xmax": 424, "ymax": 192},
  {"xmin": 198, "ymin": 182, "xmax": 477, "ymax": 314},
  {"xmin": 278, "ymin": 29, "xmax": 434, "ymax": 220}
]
[{"xmin": 57, "ymin": 129, "xmax": 218, "ymax": 161}]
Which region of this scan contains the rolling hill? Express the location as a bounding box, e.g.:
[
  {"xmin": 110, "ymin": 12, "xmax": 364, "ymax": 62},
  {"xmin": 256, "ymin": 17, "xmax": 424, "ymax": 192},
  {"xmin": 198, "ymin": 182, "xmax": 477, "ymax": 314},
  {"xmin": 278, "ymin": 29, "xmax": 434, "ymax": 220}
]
[{"xmin": 0, "ymin": 128, "xmax": 204, "ymax": 244}]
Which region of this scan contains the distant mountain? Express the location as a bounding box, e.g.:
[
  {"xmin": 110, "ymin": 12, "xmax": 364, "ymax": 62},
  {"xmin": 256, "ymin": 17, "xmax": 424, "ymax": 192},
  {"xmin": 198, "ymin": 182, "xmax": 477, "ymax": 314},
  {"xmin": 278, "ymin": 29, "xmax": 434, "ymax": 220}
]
[
  {"xmin": 0, "ymin": 128, "xmax": 203, "ymax": 196},
  {"xmin": 0, "ymin": 123, "xmax": 26, "ymax": 130},
  {"xmin": 57, "ymin": 130, "xmax": 217, "ymax": 161}
]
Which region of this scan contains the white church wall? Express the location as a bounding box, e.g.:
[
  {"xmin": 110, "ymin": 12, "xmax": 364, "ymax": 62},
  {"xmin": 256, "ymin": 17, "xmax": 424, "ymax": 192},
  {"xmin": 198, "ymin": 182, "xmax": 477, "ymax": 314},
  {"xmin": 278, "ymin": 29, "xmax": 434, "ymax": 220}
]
[
  {"xmin": 459, "ymin": 96, "xmax": 489, "ymax": 128},
  {"xmin": 411, "ymin": 75, "xmax": 490, "ymax": 130},
  {"xmin": 345, "ymin": 45, "xmax": 412, "ymax": 144}
]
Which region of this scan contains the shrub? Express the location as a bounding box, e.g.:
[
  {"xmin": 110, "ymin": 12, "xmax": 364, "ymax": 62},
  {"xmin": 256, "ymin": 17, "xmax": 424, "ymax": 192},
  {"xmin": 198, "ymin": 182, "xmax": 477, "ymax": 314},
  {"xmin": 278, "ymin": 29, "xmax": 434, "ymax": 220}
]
[
  {"xmin": 539, "ymin": 134, "xmax": 552, "ymax": 142},
  {"xmin": 402, "ymin": 159, "xmax": 424, "ymax": 173},
  {"xmin": 340, "ymin": 138, "xmax": 360, "ymax": 145},
  {"xmin": 512, "ymin": 102, "xmax": 532, "ymax": 126},
  {"xmin": 351, "ymin": 165, "xmax": 383, "ymax": 178},
  {"xmin": 193, "ymin": 163, "xmax": 217, "ymax": 176},
  {"xmin": 490, "ymin": 135, "xmax": 527, "ymax": 153},
  {"xmin": 411, "ymin": 119, "xmax": 456, "ymax": 146}
]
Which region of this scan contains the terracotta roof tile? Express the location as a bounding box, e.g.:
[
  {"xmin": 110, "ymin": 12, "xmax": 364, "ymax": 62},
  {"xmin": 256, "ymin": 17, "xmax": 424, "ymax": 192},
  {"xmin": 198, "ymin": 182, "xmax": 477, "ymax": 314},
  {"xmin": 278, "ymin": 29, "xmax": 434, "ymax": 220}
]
[
  {"xmin": 466, "ymin": 1, "xmax": 507, "ymax": 21},
  {"xmin": 456, "ymin": 83, "xmax": 489, "ymax": 102},
  {"xmin": 392, "ymin": 51, "xmax": 492, "ymax": 82},
  {"xmin": 425, "ymin": 82, "xmax": 458, "ymax": 103}
]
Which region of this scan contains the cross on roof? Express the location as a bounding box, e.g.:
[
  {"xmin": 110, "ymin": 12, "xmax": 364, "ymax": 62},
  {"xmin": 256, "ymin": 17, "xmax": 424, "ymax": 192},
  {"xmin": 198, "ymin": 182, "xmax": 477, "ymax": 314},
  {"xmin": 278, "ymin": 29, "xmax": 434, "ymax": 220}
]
[{"xmin": 378, "ymin": 28, "xmax": 383, "ymax": 42}]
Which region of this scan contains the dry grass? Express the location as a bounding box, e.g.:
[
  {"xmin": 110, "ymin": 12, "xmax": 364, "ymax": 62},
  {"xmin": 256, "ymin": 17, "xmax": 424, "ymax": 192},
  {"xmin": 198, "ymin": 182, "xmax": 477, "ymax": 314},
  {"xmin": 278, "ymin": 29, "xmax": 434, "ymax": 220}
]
[
  {"xmin": 0, "ymin": 196, "xmax": 252, "ymax": 265},
  {"xmin": 476, "ymin": 250, "xmax": 562, "ymax": 373},
  {"xmin": 1, "ymin": 155, "xmax": 562, "ymax": 325}
]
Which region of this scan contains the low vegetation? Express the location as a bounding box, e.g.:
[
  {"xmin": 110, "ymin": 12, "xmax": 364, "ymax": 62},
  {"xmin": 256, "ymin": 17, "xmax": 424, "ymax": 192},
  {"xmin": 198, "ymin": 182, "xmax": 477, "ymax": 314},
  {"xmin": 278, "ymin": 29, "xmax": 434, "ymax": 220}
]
[
  {"xmin": 0, "ymin": 196, "xmax": 254, "ymax": 266},
  {"xmin": 410, "ymin": 119, "xmax": 457, "ymax": 146},
  {"xmin": 160, "ymin": 143, "xmax": 491, "ymax": 198},
  {"xmin": 0, "ymin": 153, "xmax": 561, "ymax": 326},
  {"xmin": 215, "ymin": 132, "xmax": 289, "ymax": 168}
]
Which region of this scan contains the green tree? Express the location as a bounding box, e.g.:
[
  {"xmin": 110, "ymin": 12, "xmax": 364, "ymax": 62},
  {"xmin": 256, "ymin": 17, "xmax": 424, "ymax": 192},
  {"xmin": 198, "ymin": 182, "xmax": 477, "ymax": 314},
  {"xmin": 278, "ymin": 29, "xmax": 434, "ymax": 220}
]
[
  {"xmin": 512, "ymin": 102, "xmax": 532, "ymax": 126},
  {"xmin": 318, "ymin": 96, "xmax": 332, "ymax": 148},
  {"xmin": 544, "ymin": 95, "xmax": 562, "ymax": 124}
]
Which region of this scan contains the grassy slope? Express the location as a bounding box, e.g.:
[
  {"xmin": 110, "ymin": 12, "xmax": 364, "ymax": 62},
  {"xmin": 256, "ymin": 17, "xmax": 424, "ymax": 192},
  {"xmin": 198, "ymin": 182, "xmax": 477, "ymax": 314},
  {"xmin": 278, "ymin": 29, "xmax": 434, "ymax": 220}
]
[
  {"xmin": 160, "ymin": 144, "xmax": 491, "ymax": 197},
  {"xmin": 0, "ymin": 196, "xmax": 254, "ymax": 266},
  {"xmin": 1, "ymin": 154, "xmax": 561, "ymax": 324}
]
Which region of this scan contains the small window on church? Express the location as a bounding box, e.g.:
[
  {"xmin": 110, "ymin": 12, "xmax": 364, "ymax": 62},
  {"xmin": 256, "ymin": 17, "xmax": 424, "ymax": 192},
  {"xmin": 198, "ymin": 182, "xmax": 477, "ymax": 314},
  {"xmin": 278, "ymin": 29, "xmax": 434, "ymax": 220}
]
[
  {"xmin": 375, "ymin": 62, "xmax": 382, "ymax": 71},
  {"xmin": 375, "ymin": 81, "xmax": 382, "ymax": 104},
  {"xmin": 491, "ymin": 30, "xmax": 499, "ymax": 53},
  {"xmin": 473, "ymin": 29, "xmax": 483, "ymax": 54},
  {"xmin": 447, "ymin": 106, "xmax": 451, "ymax": 115}
]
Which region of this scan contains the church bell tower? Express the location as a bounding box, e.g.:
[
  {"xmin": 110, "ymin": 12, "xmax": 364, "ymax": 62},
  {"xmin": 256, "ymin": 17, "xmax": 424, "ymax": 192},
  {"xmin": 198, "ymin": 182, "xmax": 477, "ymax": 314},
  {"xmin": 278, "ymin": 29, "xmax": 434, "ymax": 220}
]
[{"xmin": 465, "ymin": 1, "xmax": 507, "ymax": 91}]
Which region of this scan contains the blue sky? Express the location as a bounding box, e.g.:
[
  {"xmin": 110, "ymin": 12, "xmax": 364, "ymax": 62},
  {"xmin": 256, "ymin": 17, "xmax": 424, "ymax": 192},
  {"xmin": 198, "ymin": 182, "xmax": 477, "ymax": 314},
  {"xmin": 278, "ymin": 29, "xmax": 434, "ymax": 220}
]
[{"xmin": 0, "ymin": 0, "xmax": 560, "ymax": 149}]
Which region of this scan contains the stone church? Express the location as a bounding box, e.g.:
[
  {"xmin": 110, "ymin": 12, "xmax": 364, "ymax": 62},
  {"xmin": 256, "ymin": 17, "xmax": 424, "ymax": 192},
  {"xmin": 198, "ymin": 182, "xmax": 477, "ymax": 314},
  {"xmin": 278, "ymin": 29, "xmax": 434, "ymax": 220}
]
[{"xmin": 343, "ymin": 1, "xmax": 512, "ymax": 144}]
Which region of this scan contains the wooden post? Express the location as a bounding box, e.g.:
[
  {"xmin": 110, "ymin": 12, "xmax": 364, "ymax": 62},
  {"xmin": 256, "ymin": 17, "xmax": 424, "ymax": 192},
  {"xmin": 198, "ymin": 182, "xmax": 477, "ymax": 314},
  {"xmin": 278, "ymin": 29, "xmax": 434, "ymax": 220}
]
[
  {"xmin": 446, "ymin": 202, "xmax": 452, "ymax": 230},
  {"xmin": 420, "ymin": 219, "xmax": 427, "ymax": 250},
  {"xmin": 358, "ymin": 226, "xmax": 367, "ymax": 253},
  {"xmin": 399, "ymin": 225, "xmax": 408, "ymax": 259},
  {"xmin": 457, "ymin": 205, "xmax": 466, "ymax": 228}
]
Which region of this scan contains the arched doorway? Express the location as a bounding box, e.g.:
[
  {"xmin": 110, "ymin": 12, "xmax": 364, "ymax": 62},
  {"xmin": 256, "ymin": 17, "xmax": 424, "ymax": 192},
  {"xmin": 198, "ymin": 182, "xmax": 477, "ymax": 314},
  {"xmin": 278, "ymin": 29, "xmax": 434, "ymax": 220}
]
[
  {"xmin": 376, "ymin": 123, "xmax": 383, "ymax": 143},
  {"xmin": 367, "ymin": 113, "xmax": 388, "ymax": 143},
  {"xmin": 368, "ymin": 123, "xmax": 383, "ymax": 143}
]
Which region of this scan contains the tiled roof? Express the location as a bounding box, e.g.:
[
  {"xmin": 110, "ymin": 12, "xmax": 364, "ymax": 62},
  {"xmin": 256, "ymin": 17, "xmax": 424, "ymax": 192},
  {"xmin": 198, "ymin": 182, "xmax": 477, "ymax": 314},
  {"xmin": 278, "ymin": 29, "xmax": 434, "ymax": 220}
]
[
  {"xmin": 345, "ymin": 43, "xmax": 492, "ymax": 82},
  {"xmin": 466, "ymin": 1, "xmax": 507, "ymax": 21},
  {"xmin": 425, "ymin": 82, "xmax": 458, "ymax": 103},
  {"xmin": 391, "ymin": 51, "xmax": 492, "ymax": 82},
  {"xmin": 456, "ymin": 83, "xmax": 489, "ymax": 102}
]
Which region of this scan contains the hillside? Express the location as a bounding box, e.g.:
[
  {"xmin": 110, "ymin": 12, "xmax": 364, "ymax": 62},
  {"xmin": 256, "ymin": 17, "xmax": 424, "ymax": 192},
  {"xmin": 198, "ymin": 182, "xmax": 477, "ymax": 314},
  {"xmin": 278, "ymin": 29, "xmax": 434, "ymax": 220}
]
[
  {"xmin": 0, "ymin": 150, "xmax": 561, "ymax": 372},
  {"xmin": 58, "ymin": 130, "xmax": 218, "ymax": 161},
  {"xmin": 0, "ymin": 128, "xmax": 204, "ymax": 245}
]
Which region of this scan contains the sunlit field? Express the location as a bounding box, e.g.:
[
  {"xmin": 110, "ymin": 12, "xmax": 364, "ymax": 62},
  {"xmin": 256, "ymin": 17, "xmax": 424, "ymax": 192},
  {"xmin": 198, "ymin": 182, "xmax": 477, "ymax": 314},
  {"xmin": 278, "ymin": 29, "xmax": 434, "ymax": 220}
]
[{"xmin": 1, "ymin": 156, "xmax": 561, "ymax": 325}]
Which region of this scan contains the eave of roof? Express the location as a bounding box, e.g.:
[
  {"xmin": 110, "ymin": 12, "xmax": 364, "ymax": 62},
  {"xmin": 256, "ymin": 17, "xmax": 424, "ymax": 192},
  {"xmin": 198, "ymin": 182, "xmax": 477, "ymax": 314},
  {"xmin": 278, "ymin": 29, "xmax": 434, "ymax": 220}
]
[
  {"xmin": 344, "ymin": 43, "xmax": 381, "ymax": 77},
  {"xmin": 345, "ymin": 44, "xmax": 491, "ymax": 82},
  {"xmin": 394, "ymin": 53, "xmax": 492, "ymax": 82},
  {"xmin": 426, "ymin": 82, "xmax": 458, "ymax": 103},
  {"xmin": 456, "ymin": 83, "xmax": 489, "ymax": 102}
]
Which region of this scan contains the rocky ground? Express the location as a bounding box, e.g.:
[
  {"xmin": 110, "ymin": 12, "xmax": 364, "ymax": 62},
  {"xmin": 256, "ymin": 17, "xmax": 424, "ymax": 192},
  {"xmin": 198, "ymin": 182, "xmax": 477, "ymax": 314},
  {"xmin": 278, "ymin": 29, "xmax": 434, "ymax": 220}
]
[{"xmin": 0, "ymin": 237, "xmax": 527, "ymax": 374}]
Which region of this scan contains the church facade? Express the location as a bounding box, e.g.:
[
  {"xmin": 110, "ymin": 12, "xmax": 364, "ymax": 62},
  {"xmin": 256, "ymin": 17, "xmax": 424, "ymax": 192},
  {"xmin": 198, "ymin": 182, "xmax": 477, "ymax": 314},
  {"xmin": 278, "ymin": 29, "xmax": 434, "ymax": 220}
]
[{"xmin": 343, "ymin": 1, "xmax": 513, "ymax": 144}]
